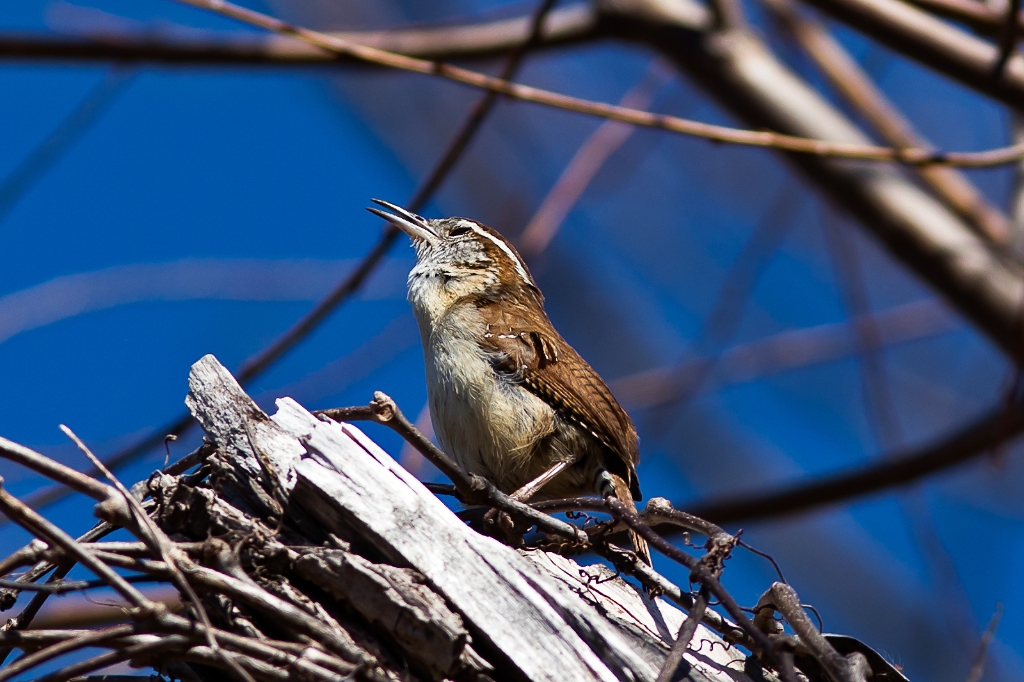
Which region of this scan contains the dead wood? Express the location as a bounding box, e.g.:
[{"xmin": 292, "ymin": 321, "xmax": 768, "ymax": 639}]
[{"xmin": 0, "ymin": 355, "xmax": 904, "ymax": 682}]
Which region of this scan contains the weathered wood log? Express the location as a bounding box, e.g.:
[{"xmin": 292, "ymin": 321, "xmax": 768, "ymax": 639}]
[{"xmin": 181, "ymin": 353, "xmax": 770, "ymax": 682}]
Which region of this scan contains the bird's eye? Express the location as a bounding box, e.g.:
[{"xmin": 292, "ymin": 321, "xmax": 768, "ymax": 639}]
[{"xmin": 449, "ymin": 225, "xmax": 472, "ymax": 237}]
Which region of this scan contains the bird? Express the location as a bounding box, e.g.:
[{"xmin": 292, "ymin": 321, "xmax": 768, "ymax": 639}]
[{"xmin": 367, "ymin": 199, "xmax": 650, "ymax": 565}]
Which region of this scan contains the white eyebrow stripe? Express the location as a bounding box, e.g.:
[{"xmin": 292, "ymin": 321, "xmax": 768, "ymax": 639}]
[{"xmin": 464, "ymin": 221, "xmax": 533, "ymax": 287}]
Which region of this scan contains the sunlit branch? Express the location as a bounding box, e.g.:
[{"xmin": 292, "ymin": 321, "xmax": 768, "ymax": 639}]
[
  {"xmin": 156, "ymin": 0, "xmax": 1024, "ymax": 167},
  {"xmin": 764, "ymin": 0, "xmax": 1010, "ymax": 243},
  {"xmin": 799, "ymin": 0, "xmax": 1024, "ymax": 108},
  {"xmin": 901, "ymin": 0, "xmax": 1023, "ymax": 36}
]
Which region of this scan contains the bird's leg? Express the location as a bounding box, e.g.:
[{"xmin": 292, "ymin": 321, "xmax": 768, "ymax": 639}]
[
  {"xmin": 485, "ymin": 459, "xmax": 576, "ymax": 541},
  {"xmin": 509, "ymin": 459, "xmax": 573, "ymax": 502}
]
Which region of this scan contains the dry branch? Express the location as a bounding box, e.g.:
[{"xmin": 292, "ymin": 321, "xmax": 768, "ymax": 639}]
[
  {"xmin": 798, "ymin": 0, "xmax": 1024, "ymax": 107},
  {"xmin": 9, "ymin": 10, "xmax": 1024, "ymax": 167},
  {"xmin": 763, "ymin": 0, "xmax": 1011, "ymax": 243}
]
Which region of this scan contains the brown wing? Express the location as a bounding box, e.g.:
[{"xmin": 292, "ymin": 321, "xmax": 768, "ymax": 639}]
[{"xmin": 475, "ymin": 297, "xmax": 641, "ymax": 498}]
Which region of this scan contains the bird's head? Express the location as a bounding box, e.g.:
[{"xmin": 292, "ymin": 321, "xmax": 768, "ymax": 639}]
[{"xmin": 367, "ymin": 199, "xmax": 540, "ymax": 313}]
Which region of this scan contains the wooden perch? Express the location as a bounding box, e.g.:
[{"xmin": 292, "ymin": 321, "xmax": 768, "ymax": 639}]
[
  {"xmin": 185, "ymin": 353, "xmax": 760, "ymax": 682},
  {"xmin": 0, "ymin": 354, "xmax": 893, "ymax": 682}
]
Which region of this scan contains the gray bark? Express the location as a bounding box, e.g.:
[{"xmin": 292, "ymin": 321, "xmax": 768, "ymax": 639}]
[{"xmin": 182, "ymin": 353, "xmax": 772, "ymax": 682}]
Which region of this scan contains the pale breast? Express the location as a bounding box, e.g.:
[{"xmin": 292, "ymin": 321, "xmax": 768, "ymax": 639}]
[{"xmin": 420, "ymin": 305, "xmax": 556, "ymax": 491}]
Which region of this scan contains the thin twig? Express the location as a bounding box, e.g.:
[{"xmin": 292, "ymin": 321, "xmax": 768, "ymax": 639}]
[
  {"xmin": 0, "ymin": 66, "xmax": 134, "ymax": 226},
  {"xmin": 175, "ymin": 0, "xmax": 1024, "ymax": 167},
  {"xmin": 0, "ymin": 624, "xmax": 137, "ymax": 682},
  {"xmin": 317, "ymin": 393, "xmax": 587, "ymax": 542},
  {"xmin": 30, "ymin": 636, "xmax": 193, "ymax": 682},
  {"xmin": 0, "ymin": 575, "xmax": 159, "ymax": 593},
  {"xmin": 0, "ymin": 485, "xmax": 150, "ymax": 608},
  {"xmin": 755, "ymin": 583, "xmax": 871, "ymax": 682},
  {"xmin": 0, "ymin": 563, "xmax": 76, "ymax": 667},
  {"xmin": 584, "ymin": 541, "xmax": 758, "ymax": 651},
  {"xmin": 0, "ymin": 521, "xmax": 118, "ymax": 665},
  {"xmin": 60, "ymin": 424, "xmax": 257, "ymax": 682},
  {"xmin": 0, "ymin": 540, "xmax": 47, "ymax": 579},
  {"xmin": 965, "ymin": 604, "xmax": 1004, "ymax": 682},
  {"xmin": 656, "ymin": 588, "xmax": 710, "ymax": 682},
  {"xmin": 604, "ymin": 497, "xmax": 776, "ymax": 660},
  {"xmin": 8, "ymin": 411, "xmax": 195, "ymax": 527},
  {"xmin": 0, "ymin": 436, "xmax": 121, "ymax": 506}
]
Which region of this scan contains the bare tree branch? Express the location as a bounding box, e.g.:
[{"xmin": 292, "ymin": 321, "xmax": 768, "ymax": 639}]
[
  {"xmin": 764, "ymin": 0, "xmax": 1011, "ymax": 243},
  {"xmin": 677, "ymin": 400, "xmax": 1024, "ymax": 526},
  {"xmin": 900, "ymin": 0, "xmax": 1023, "ymax": 36},
  {"xmin": 613, "ymin": 0, "xmax": 1024, "ymax": 365},
  {"xmin": 0, "ymin": 4, "xmax": 600, "ymax": 64},
  {"xmin": 966, "ymin": 604, "xmax": 1004, "ymax": 682},
  {"xmin": 21, "ymin": 1, "xmax": 1021, "ymax": 167},
  {"xmin": 797, "ymin": 0, "xmax": 1024, "ymax": 108}
]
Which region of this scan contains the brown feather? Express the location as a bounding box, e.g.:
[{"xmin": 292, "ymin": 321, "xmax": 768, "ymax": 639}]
[{"xmin": 472, "ymin": 293, "xmax": 642, "ymax": 500}]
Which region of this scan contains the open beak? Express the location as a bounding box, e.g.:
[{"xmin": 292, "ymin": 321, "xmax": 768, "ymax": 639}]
[{"xmin": 367, "ymin": 199, "xmax": 438, "ymax": 244}]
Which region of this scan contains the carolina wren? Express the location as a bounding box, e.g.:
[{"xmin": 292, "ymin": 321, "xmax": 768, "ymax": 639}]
[{"xmin": 368, "ymin": 199, "xmax": 650, "ymax": 565}]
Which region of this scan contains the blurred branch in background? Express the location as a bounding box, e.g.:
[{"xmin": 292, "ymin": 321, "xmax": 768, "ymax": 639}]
[
  {"xmin": 900, "ymin": 0, "xmax": 1024, "ymax": 36},
  {"xmin": 822, "ymin": 208, "xmax": 984, "ymax": 658},
  {"xmin": 642, "ymin": 185, "xmax": 804, "ymax": 427},
  {"xmin": 518, "ymin": 59, "xmax": 676, "ymax": 256},
  {"xmin": 680, "ymin": 399, "xmax": 1024, "ymax": 525},
  {"xmin": 613, "ymin": 299, "xmax": 958, "ymax": 408},
  {"xmin": 0, "ymin": 65, "xmax": 133, "ymax": 226},
  {"xmin": 763, "ymin": 0, "xmax": 1010, "ymax": 243},
  {"xmin": 798, "ymin": 0, "xmax": 1024, "ymax": 106},
  {"xmin": 821, "ymin": 213, "xmax": 905, "ymax": 450},
  {"xmin": 12, "ymin": 2, "xmax": 1024, "ymax": 167},
  {"xmin": 4, "ymin": 2, "xmax": 600, "ymax": 64},
  {"xmin": 966, "ymin": 605, "xmax": 1005, "ymax": 682}
]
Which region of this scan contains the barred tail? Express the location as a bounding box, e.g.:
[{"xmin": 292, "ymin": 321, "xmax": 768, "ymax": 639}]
[{"xmin": 604, "ymin": 472, "xmax": 652, "ymax": 566}]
